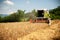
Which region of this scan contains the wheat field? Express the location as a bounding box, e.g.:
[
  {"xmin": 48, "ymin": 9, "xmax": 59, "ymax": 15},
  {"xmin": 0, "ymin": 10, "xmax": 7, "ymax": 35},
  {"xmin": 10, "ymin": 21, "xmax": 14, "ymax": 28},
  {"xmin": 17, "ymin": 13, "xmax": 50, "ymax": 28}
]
[{"xmin": 0, "ymin": 20, "xmax": 60, "ymax": 40}]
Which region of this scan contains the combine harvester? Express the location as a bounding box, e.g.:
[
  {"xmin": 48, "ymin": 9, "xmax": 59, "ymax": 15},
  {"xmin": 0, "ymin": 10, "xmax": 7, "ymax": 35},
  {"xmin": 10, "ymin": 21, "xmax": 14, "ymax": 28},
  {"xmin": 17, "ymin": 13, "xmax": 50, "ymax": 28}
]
[{"xmin": 30, "ymin": 9, "xmax": 51, "ymax": 25}]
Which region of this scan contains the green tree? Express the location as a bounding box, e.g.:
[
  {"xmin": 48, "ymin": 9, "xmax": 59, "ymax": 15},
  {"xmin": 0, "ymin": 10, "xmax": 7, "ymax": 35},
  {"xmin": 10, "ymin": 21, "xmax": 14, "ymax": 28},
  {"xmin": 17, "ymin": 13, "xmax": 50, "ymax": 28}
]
[
  {"xmin": 7, "ymin": 10, "xmax": 25, "ymax": 22},
  {"xmin": 17, "ymin": 10, "xmax": 25, "ymax": 21},
  {"xmin": 29, "ymin": 9, "xmax": 37, "ymax": 20},
  {"xmin": 31, "ymin": 9, "xmax": 37, "ymax": 16},
  {"xmin": 24, "ymin": 9, "xmax": 37, "ymax": 21},
  {"xmin": 49, "ymin": 6, "xmax": 60, "ymax": 19}
]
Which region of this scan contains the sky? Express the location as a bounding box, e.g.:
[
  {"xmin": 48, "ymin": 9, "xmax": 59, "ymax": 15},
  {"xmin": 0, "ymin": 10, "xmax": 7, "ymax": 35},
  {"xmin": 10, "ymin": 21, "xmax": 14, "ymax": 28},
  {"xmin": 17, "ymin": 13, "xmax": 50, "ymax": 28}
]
[{"xmin": 0, "ymin": 0, "xmax": 60, "ymax": 14}]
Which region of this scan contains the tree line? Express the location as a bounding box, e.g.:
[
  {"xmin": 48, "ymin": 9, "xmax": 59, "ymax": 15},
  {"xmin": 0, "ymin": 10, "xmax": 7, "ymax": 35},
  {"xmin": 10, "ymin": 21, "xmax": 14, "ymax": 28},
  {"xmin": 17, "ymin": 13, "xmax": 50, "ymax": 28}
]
[
  {"xmin": 0, "ymin": 6, "xmax": 60, "ymax": 22},
  {"xmin": 49, "ymin": 6, "xmax": 60, "ymax": 19},
  {"xmin": 0, "ymin": 10, "xmax": 25, "ymax": 22}
]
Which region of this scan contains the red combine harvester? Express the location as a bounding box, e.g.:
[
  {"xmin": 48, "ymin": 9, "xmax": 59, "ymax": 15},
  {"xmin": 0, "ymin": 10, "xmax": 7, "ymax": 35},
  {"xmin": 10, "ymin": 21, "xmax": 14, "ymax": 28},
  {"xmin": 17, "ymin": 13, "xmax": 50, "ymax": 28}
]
[{"xmin": 30, "ymin": 10, "xmax": 49, "ymax": 23}]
